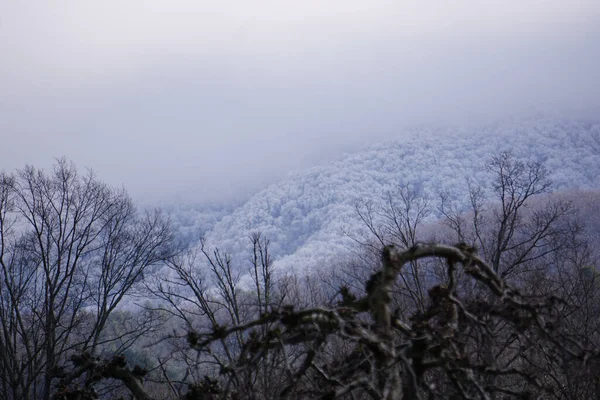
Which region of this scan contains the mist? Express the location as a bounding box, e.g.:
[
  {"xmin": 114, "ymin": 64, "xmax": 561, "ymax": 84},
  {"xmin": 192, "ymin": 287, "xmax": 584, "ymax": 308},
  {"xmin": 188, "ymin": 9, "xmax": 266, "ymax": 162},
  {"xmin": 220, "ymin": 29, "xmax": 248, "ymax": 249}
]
[{"xmin": 1, "ymin": 1, "xmax": 599, "ymax": 204}]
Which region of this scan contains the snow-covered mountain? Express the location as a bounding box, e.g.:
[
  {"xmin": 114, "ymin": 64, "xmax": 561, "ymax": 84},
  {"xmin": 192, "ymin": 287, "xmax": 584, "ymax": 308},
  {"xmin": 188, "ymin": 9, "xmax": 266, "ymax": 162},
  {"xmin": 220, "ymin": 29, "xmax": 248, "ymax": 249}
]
[{"xmin": 168, "ymin": 118, "xmax": 600, "ymax": 273}]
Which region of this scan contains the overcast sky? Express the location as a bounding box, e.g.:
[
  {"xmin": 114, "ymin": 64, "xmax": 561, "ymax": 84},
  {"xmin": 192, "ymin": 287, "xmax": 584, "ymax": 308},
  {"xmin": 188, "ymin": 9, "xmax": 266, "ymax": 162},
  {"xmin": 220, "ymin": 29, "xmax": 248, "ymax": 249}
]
[{"xmin": 1, "ymin": 1, "xmax": 599, "ymax": 204}]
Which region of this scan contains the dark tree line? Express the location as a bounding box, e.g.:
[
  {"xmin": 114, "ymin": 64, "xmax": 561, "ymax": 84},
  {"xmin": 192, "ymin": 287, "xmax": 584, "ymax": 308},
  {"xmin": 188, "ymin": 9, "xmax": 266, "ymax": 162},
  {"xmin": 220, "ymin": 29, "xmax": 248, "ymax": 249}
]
[{"xmin": 1, "ymin": 153, "xmax": 600, "ymax": 399}]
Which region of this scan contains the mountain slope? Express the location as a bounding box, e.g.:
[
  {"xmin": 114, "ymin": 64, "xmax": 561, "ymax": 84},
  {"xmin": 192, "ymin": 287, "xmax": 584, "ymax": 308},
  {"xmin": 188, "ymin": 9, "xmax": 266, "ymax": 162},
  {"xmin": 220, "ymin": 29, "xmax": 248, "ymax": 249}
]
[{"xmin": 174, "ymin": 118, "xmax": 600, "ymax": 273}]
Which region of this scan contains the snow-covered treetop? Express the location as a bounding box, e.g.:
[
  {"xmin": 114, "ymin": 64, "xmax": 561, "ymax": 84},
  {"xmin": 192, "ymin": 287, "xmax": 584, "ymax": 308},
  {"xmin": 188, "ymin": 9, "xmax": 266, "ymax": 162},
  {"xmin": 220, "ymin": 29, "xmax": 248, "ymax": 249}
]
[{"xmin": 168, "ymin": 118, "xmax": 600, "ymax": 274}]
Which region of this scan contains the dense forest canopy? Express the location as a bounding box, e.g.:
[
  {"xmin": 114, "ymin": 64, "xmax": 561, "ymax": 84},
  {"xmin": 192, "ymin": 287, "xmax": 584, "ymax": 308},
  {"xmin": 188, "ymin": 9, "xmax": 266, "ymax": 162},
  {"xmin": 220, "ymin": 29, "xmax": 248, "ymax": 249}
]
[{"xmin": 173, "ymin": 119, "xmax": 600, "ymax": 273}]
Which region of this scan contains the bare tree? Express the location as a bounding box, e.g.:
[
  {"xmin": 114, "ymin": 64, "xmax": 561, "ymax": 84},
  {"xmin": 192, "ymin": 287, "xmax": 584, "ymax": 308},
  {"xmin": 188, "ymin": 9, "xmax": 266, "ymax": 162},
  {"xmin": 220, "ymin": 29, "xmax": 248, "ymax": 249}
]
[
  {"xmin": 0, "ymin": 159, "xmax": 174, "ymax": 400},
  {"xmin": 75, "ymin": 242, "xmax": 598, "ymax": 399},
  {"xmin": 435, "ymin": 153, "xmax": 594, "ymax": 399},
  {"xmin": 439, "ymin": 151, "xmax": 571, "ymax": 280},
  {"xmin": 350, "ymin": 185, "xmax": 433, "ymax": 315},
  {"xmin": 147, "ymin": 232, "xmax": 293, "ymax": 399}
]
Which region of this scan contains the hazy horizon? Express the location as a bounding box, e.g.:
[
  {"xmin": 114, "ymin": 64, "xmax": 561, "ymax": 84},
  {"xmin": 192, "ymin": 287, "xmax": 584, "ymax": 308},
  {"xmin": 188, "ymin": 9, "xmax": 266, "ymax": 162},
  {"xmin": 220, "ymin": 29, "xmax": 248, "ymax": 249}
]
[{"xmin": 2, "ymin": 1, "xmax": 599, "ymax": 204}]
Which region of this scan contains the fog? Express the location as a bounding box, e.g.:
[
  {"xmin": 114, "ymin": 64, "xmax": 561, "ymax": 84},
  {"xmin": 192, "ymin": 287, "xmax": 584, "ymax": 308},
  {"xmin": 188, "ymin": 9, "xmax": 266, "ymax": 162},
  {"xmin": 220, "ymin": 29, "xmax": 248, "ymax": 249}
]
[{"xmin": 1, "ymin": 1, "xmax": 599, "ymax": 204}]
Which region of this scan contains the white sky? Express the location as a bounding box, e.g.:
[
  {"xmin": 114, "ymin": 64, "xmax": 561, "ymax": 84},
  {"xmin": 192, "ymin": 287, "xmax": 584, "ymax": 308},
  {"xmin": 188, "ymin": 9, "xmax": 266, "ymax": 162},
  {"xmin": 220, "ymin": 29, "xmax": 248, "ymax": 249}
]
[{"xmin": 1, "ymin": 1, "xmax": 599, "ymax": 203}]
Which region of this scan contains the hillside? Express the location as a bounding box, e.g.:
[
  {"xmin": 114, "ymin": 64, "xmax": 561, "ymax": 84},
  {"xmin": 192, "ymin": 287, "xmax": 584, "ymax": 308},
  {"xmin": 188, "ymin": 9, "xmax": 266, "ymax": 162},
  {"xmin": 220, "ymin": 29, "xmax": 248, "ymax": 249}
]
[{"xmin": 169, "ymin": 118, "xmax": 600, "ymax": 273}]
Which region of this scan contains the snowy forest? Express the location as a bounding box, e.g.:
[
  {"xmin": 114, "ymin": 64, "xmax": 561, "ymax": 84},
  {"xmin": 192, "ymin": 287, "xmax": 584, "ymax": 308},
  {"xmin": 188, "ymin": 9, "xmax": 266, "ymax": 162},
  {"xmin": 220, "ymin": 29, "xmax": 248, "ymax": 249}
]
[{"xmin": 1, "ymin": 119, "xmax": 600, "ymax": 399}]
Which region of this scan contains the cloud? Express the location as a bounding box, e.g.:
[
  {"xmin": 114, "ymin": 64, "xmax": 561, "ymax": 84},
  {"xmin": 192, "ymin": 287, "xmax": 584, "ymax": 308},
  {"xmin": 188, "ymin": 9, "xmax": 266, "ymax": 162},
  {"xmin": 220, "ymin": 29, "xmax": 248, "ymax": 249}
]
[{"xmin": 1, "ymin": 1, "xmax": 599, "ymax": 203}]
